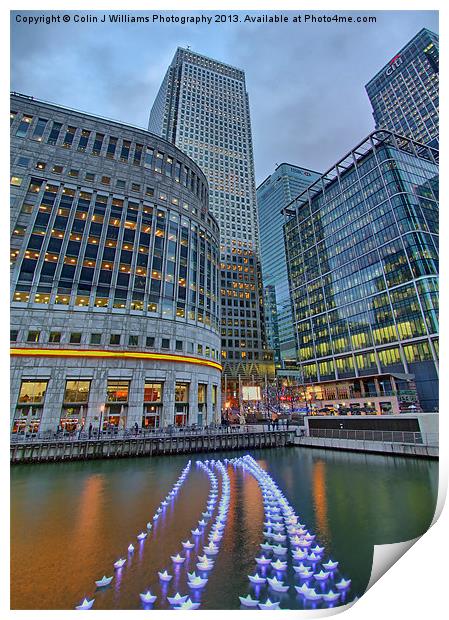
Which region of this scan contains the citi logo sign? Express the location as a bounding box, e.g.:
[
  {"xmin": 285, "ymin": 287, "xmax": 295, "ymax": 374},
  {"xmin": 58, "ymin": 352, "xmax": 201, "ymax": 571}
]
[{"xmin": 386, "ymin": 54, "xmax": 403, "ymax": 76}]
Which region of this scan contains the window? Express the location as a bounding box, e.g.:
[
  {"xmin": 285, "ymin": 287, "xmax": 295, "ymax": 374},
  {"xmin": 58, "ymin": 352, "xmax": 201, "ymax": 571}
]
[
  {"xmin": 26, "ymin": 331, "xmax": 40, "ymax": 343},
  {"xmin": 144, "ymin": 382, "xmax": 163, "ymax": 402},
  {"xmin": 31, "ymin": 118, "xmax": 48, "ymax": 141},
  {"xmin": 70, "ymin": 332, "xmax": 82, "ymax": 344},
  {"xmin": 110, "ymin": 334, "xmax": 121, "ymax": 345},
  {"xmin": 175, "ymin": 383, "xmax": 189, "ymax": 402},
  {"xmin": 131, "ymin": 183, "xmax": 141, "ymax": 193},
  {"xmin": 64, "ymin": 380, "xmax": 91, "ymax": 403},
  {"xmin": 116, "ymin": 179, "xmax": 126, "ymax": 189},
  {"xmin": 35, "ymin": 161, "xmax": 46, "ymax": 171},
  {"xmin": 17, "ymin": 156, "xmax": 30, "ymax": 167},
  {"xmin": 49, "ymin": 331, "xmax": 61, "ymax": 343},
  {"xmin": 101, "ymin": 176, "xmax": 111, "ymax": 185},
  {"xmin": 11, "ymin": 176, "xmax": 22, "ymax": 187},
  {"xmin": 161, "ymin": 338, "xmax": 170, "ymax": 349},
  {"xmin": 85, "ymin": 172, "xmax": 95, "ymax": 182},
  {"xmin": 18, "ymin": 380, "xmax": 48, "ymax": 404},
  {"xmin": 77, "ymin": 129, "xmax": 91, "ymax": 152},
  {"xmin": 106, "ymin": 380, "xmax": 129, "ymax": 402},
  {"xmin": 106, "ymin": 136, "xmax": 118, "ymax": 159},
  {"xmin": 146, "ymin": 336, "xmax": 155, "ymax": 348},
  {"xmin": 120, "ymin": 140, "xmax": 131, "ymax": 162},
  {"xmin": 90, "ymin": 333, "xmax": 102, "ymax": 345},
  {"xmin": 10, "ymin": 330, "xmax": 18, "ymax": 342},
  {"xmin": 133, "ymin": 143, "xmax": 143, "ymax": 166},
  {"xmin": 175, "ymin": 340, "xmax": 183, "ymax": 351},
  {"xmin": 144, "ymin": 147, "xmax": 154, "ymax": 169},
  {"xmin": 92, "ymin": 133, "xmax": 104, "ymax": 155},
  {"xmin": 52, "ymin": 164, "xmax": 64, "ymax": 174},
  {"xmin": 69, "ymin": 169, "xmax": 79, "ymax": 178},
  {"xmin": 128, "ymin": 335, "xmax": 139, "ymax": 347},
  {"xmin": 15, "ymin": 114, "xmax": 33, "ymax": 138},
  {"xmin": 46, "ymin": 121, "xmax": 63, "ymax": 145},
  {"xmin": 62, "ymin": 126, "xmax": 76, "ymax": 148}
]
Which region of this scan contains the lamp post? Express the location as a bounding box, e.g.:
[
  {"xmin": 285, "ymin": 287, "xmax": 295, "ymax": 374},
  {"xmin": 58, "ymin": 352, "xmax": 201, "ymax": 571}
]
[{"xmin": 98, "ymin": 403, "xmax": 105, "ymax": 439}]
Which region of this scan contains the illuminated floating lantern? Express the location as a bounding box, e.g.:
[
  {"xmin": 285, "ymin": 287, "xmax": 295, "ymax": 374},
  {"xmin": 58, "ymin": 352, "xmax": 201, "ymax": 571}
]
[
  {"xmin": 260, "ymin": 542, "xmax": 273, "ymax": 551},
  {"xmin": 239, "ymin": 594, "xmax": 259, "ymax": 607},
  {"xmin": 311, "ymin": 545, "xmax": 324, "ymax": 554},
  {"xmin": 322, "ymin": 590, "xmax": 341, "ymax": 603},
  {"xmin": 146, "ymin": 522, "xmax": 152, "ymax": 530},
  {"xmin": 307, "ymin": 553, "xmax": 321, "ymax": 563},
  {"xmin": 171, "ymin": 553, "xmax": 186, "ymax": 564},
  {"xmin": 153, "ymin": 514, "xmax": 160, "ymax": 521},
  {"xmin": 167, "ymin": 593, "xmax": 188, "ymax": 605},
  {"xmin": 188, "ymin": 576, "xmax": 208, "ymax": 589},
  {"xmin": 314, "ymin": 570, "xmax": 330, "ymax": 581},
  {"xmin": 75, "ymin": 597, "xmax": 95, "ymax": 610},
  {"xmin": 272, "ymin": 544, "xmax": 288, "ymax": 556},
  {"xmin": 295, "ymin": 583, "xmax": 313, "ymax": 596},
  {"xmin": 202, "ymin": 512, "xmax": 212, "ymax": 518},
  {"xmin": 197, "ymin": 561, "xmax": 214, "ymax": 571},
  {"xmin": 161, "ymin": 501, "xmax": 169, "ymax": 507},
  {"xmin": 128, "ymin": 544, "xmax": 135, "ymax": 553},
  {"xmin": 139, "ymin": 590, "xmax": 157, "ymax": 604},
  {"xmin": 113, "ymin": 558, "xmax": 126, "ymax": 569},
  {"xmin": 272, "ymin": 533, "xmax": 287, "ymax": 543},
  {"xmin": 335, "ymin": 578, "xmax": 351, "ymax": 591},
  {"xmin": 255, "ymin": 555, "xmax": 272, "ymax": 566},
  {"xmin": 198, "ymin": 519, "xmax": 207, "ymax": 527},
  {"xmin": 95, "ymin": 576, "xmax": 113, "ymax": 588},
  {"xmin": 292, "ymin": 563, "xmax": 309, "ymax": 574},
  {"xmin": 304, "ymin": 588, "xmax": 322, "ymax": 602},
  {"xmin": 292, "ymin": 549, "xmax": 308, "ymax": 561},
  {"xmin": 298, "ymin": 568, "xmax": 314, "ymax": 580},
  {"xmin": 248, "ymin": 573, "xmax": 266, "ymax": 585},
  {"xmin": 267, "ymin": 577, "xmax": 289, "ymax": 593},
  {"xmin": 182, "ymin": 540, "xmax": 195, "ymax": 550},
  {"xmin": 191, "ymin": 528, "xmax": 202, "ymax": 536},
  {"xmin": 270, "ymin": 558, "xmax": 287, "ymax": 571},
  {"xmin": 174, "ymin": 597, "xmax": 200, "ymax": 610},
  {"xmin": 258, "ymin": 598, "xmax": 280, "ymax": 610},
  {"xmin": 297, "ymin": 539, "xmax": 312, "ymax": 548},
  {"xmin": 272, "ymin": 524, "xmax": 285, "ymax": 532},
  {"xmin": 203, "ymin": 543, "xmax": 219, "ymax": 556},
  {"xmin": 137, "ymin": 532, "xmax": 147, "ymax": 541},
  {"xmin": 158, "ymin": 570, "xmax": 172, "ymax": 582},
  {"xmin": 322, "ymin": 554, "xmax": 337, "ymax": 568}
]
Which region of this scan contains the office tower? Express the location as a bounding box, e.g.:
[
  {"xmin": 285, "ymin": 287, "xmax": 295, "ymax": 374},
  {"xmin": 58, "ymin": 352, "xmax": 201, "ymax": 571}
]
[
  {"xmin": 257, "ymin": 163, "xmax": 321, "ymax": 366},
  {"xmin": 284, "ymin": 130, "xmax": 438, "ymax": 413},
  {"xmin": 366, "ymin": 28, "xmax": 439, "ymax": 148},
  {"xmin": 10, "ymin": 92, "xmax": 221, "ymax": 433},
  {"xmin": 149, "ymin": 48, "xmax": 274, "ymax": 406}
]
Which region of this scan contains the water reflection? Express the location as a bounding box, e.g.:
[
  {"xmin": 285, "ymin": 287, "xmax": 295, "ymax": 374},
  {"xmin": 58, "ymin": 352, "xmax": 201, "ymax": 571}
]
[{"xmin": 10, "ymin": 448, "xmax": 437, "ymax": 610}]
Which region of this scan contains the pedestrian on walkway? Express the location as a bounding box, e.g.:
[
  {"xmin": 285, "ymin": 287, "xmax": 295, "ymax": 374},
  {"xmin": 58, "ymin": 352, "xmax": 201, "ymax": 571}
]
[{"xmin": 88, "ymin": 423, "xmax": 93, "ymax": 439}]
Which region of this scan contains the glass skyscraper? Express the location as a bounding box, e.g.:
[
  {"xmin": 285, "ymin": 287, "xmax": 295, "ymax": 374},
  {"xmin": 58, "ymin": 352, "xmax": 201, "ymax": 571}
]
[
  {"xmin": 366, "ymin": 28, "xmax": 439, "ymax": 148},
  {"xmin": 149, "ymin": 48, "xmax": 274, "ymax": 404},
  {"xmin": 257, "ymin": 163, "xmax": 320, "ymax": 365},
  {"xmin": 284, "ymin": 130, "xmax": 438, "ymax": 413}
]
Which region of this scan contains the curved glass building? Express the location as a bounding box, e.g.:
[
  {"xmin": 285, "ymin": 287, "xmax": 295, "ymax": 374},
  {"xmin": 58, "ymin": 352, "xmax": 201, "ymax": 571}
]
[{"xmin": 10, "ymin": 92, "xmax": 221, "ymax": 434}]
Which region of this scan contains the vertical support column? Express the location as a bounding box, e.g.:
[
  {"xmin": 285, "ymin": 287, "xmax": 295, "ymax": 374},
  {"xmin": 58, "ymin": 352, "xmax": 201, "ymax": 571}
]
[
  {"xmin": 189, "ymin": 375, "xmax": 199, "ymax": 425},
  {"xmin": 162, "ymin": 370, "xmax": 176, "ymax": 428},
  {"xmin": 86, "ymin": 369, "xmax": 108, "ymax": 433},
  {"xmin": 40, "ymin": 366, "xmax": 66, "ymax": 433},
  {"xmin": 127, "ymin": 369, "xmax": 145, "ymax": 430}
]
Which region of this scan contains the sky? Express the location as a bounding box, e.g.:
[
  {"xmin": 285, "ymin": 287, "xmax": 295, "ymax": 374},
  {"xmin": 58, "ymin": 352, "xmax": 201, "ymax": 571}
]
[{"xmin": 10, "ymin": 10, "xmax": 438, "ymax": 185}]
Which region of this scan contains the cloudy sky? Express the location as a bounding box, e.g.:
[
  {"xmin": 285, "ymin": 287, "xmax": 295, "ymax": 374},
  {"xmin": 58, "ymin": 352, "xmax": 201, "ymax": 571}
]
[{"xmin": 11, "ymin": 10, "xmax": 438, "ymax": 184}]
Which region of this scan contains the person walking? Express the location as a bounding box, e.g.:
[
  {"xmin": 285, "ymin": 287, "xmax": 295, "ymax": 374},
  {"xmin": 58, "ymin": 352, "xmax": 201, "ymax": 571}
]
[{"xmin": 88, "ymin": 422, "xmax": 93, "ymax": 439}]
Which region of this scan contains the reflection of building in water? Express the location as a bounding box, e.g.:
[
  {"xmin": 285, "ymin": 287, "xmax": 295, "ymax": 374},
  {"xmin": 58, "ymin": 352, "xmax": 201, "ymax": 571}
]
[
  {"xmin": 312, "ymin": 460, "xmax": 329, "ymax": 541},
  {"xmin": 10, "ymin": 93, "xmax": 221, "ymax": 434},
  {"xmin": 284, "ymin": 130, "xmax": 438, "ymax": 413}
]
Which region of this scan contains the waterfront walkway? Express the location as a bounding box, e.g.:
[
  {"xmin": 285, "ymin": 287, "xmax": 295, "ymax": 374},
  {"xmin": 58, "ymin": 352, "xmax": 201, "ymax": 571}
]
[{"xmin": 10, "ymin": 425, "xmax": 295, "ymax": 464}]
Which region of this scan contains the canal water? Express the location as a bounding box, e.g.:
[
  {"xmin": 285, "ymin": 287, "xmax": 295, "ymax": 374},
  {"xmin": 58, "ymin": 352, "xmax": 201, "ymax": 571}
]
[{"xmin": 10, "ymin": 448, "xmax": 438, "ymax": 610}]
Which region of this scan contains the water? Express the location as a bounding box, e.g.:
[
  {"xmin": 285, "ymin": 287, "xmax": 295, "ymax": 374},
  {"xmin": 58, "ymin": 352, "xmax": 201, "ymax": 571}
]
[{"xmin": 10, "ymin": 447, "xmax": 438, "ymax": 610}]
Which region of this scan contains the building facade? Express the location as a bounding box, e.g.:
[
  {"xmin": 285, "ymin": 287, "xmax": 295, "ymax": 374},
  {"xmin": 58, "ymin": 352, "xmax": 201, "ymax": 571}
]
[
  {"xmin": 10, "ymin": 93, "xmax": 221, "ymax": 434},
  {"xmin": 284, "ymin": 131, "xmax": 438, "ymax": 414},
  {"xmin": 149, "ymin": 48, "xmax": 274, "ymax": 405},
  {"xmin": 366, "ymin": 28, "xmax": 439, "ymax": 148},
  {"xmin": 257, "ymin": 163, "xmax": 321, "ymax": 366}
]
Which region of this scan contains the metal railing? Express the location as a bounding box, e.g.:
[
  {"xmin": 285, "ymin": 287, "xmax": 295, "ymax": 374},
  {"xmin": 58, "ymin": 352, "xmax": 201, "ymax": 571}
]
[
  {"xmin": 10, "ymin": 423, "xmax": 292, "ymax": 444},
  {"xmin": 306, "ymin": 428, "xmax": 439, "ymax": 447}
]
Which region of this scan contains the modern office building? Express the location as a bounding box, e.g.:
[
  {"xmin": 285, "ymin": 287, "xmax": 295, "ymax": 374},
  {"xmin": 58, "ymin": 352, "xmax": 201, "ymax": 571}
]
[
  {"xmin": 283, "ymin": 130, "xmax": 438, "ymax": 413},
  {"xmin": 366, "ymin": 28, "xmax": 439, "ymax": 148},
  {"xmin": 10, "ymin": 92, "xmax": 222, "ymax": 434},
  {"xmin": 257, "ymin": 163, "xmax": 321, "ymax": 366},
  {"xmin": 149, "ymin": 48, "xmax": 274, "ymax": 406}
]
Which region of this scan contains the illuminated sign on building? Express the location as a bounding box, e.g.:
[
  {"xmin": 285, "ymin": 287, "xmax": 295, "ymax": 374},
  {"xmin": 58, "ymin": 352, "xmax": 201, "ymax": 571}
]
[{"xmin": 385, "ymin": 54, "xmax": 403, "ymax": 76}]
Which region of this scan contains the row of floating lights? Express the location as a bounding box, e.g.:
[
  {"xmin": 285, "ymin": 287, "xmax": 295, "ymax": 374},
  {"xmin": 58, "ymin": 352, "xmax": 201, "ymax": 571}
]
[
  {"xmin": 75, "ymin": 461, "xmax": 192, "ymax": 610},
  {"xmin": 234, "ymin": 455, "xmax": 351, "ymax": 610}
]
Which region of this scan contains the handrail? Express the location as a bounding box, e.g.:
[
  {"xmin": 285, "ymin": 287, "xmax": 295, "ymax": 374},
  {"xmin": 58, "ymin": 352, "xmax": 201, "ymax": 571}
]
[{"xmin": 304, "ymin": 428, "xmax": 439, "ymax": 447}]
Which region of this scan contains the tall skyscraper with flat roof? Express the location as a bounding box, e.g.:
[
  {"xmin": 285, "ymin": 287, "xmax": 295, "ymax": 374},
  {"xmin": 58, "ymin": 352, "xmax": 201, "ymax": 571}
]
[
  {"xmin": 257, "ymin": 163, "xmax": 320, "ymax": 366},
  {"xmin": 365, "ymin": 28, "xmax": 439, "ymax": 148},
  {"xmin": 149, "ymin": 47, "xmax": 274, "ymax": 406},
  {"xmin": 284, "ymin": 130, "xmax": 439, "ymax": 413}
]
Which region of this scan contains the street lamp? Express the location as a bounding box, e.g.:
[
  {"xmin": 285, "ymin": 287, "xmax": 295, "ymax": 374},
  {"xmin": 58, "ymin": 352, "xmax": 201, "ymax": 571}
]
[{"xmin": 98, "ymin": 403, "xmax": 105, "ymax": 439}]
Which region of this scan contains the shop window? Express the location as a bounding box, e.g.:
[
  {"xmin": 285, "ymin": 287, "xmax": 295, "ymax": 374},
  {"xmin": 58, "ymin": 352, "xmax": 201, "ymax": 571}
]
[
  {"xmin": 175, "ymin": 382, "xmax": 189, "ymax": 426},
  {"xmin": 13, "ymin": 380, "xmax": 48, "ymax": 434}
]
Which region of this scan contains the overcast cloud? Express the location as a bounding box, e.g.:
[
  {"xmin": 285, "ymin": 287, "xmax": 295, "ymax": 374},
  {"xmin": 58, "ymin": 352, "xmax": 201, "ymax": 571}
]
[{"xmin": 11, "ymin": 10, "xmax": 438, "ymax": 184}]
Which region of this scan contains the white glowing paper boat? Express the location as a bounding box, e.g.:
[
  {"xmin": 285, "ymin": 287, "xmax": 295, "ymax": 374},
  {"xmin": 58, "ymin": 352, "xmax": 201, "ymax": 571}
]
[
  {"xmin": 272, "ymin": 544, "xmax": 287, "ymax": 555},
  {"xmin": 322, "ymin": 559, "xmax": 339, "ymax": 571},
  {"xmin": 307, "ymin": 552, "xmax": 321, "ymax": 562},
  {"xmin": 146, "ymin": 522, "xmax": 152, "ymax": 530},
  {"xmin": 258, "ymin": 598, "xmax": 280, "ymax": 610},
  {"xmin": 75, "ymin": 597, "xmax": 95, "ymax": 610},
  {"xmin": 295, "ymin": 583, "xmax": 313, "ymax": 596},
  {"xmin": 304, "ymin": 588, "xmax": 322, "ymax": 601},
  {"xmin": 153, "ymin": 514, "xmax": 160, "ymax": 521},
  {"xmin": 335, "ymin": 578, "xmax": 351, "ymax": 590},
  {"xmin": 95, "ymin": 576, "xmax": 113, "ymax": 587},
  {"xmin": 197, "ymin": 562, "xmax": 214, "ymax": 571},
  {"xmin": 271, "ymin": 559, "xmax": 287, "ymax": 571},
  {"xmin": 239, "ymin": 594, "xmax": 259, "ymax": 607},
  {"xmin": 292, "ymin": 563, "xmax": 309, "ymax": 573},
  {"xmin": 182, "ymin": 540, "xmax": 195, "ymax": 549},
  {"xmin": 191, "ymin": 528, "xmax": 202, "ymax": 536},
  {"xmin": 188, "ymin": 576, "xmax": 208, "ymax": 589},
  {"xmin": 161, "ymin": 500, "xmax": 169, "ymax": 506},
  {"xmin": 248, "ymin": 573, "xmax": 266, "ymax": 585},
  {"xmin": 204, "ymin": 543, "xmax": 219, "ymax": 555},
  {"xmin": 167, "ymin": 593, "xmax": 188, "ymax": 605},
  {"xmin": 174, "ymin": 598, "xmax": 200, "ymax": 610},
  {"xmin": 298, "ymin": 569, "xmax": 313, "ymax": 579},
  {"xmin": 140, "ymin": 591, "xmax": 157, "ymax": 604},
  {"xmin": 272, "ymin": 533, "xmax": 287, "ymax": 543},
  {"xmin": 198, "ymin": 519, "xmax": 207, "ymax": 526},
  {"xmin": 158, "ymin": 570, "xmax": 172, "ymax": 582},
  {"xmin": 128, "ymin": 544, "xmax": 135, "ymax": 553},
  {"xmin": 171, "ymin": 554, "xmax": 186, "ymax": 564},
  {"xmin": 202, "ymin": 512, "xmax": 212, "ymax": 518},
  {"xmin": 311, "ymin": 545, "xmax": 324, "ymax": 554},
  {"xmin": 322, "ymin": 590, "xmax": 341, "ymax": 603},
  {"xmin": 314, "ymin": 570, "xmax": 330, "ymax": 581},
  {"xmin": 267, "ymin": 577, "xmax": 289, "ymax": 593},
  {"xmin": 114, "ymin": 558, "xmax": 126, "ymax": 569},
  {"xmin": 255, "ymin": 555, "xmax": 272, "ymax": 566},
  {"xmin": 137, "ymin": 532, "xmax": 147, "ymax": 540},
  {"xmin": 260, "ymin": 542, "xmax": 273, "ymax": 551}
]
